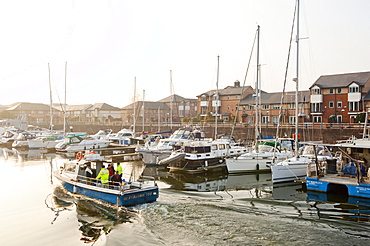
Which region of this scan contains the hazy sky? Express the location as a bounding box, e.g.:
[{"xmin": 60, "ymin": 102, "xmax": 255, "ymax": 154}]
[{"xmin": 1, "ymin": 0, "xmax": 369, "ymax": 108}]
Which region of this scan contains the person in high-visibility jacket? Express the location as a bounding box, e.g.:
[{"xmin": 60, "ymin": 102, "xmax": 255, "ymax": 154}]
[
  {"xmin": 117, "ymin": 162, "xmax": 123, "ymax": 178},
  {"xmin": 96, "ymin": 165, "xmax": 109, "ymax": 188}
]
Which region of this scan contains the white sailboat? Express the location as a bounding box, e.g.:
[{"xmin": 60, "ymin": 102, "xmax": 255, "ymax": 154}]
[
  {"xmin": 270, "ymin": 0, "xmax": 338, "ymax": 183},
  {"xmin": 226, "ymin": 25, "xmax": 294, "ymax": 174}
]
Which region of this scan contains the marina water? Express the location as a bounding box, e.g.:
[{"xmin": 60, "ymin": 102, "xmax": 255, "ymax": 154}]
[{"xmin": 1, "ymin": 148, "xmax": 370, "ymax": 246}]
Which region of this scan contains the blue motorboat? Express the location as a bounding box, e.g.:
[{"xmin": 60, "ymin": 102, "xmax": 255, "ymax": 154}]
[
  {"xmin": 53, "ymin": 152, "xmax": 159, "ymax": 207},
  {"xmin": 305, "ymin": 156, "xmax": 370, "ymax": 200}
]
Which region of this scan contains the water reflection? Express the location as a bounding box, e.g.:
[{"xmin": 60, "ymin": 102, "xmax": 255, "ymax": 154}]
[
  {"xmin": 307, "ymin": 191, "xmax": 370, "ymax": 222},
  {"xmin": 46, "ymin": 186, "xmax": 135, "ymax": 244},
  {"xmin": 1, "ymin": 147, "xmax": 57, "ymax": 162}
]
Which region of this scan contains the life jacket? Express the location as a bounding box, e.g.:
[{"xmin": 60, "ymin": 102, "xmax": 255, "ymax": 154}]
[
  {"xmin": 97, "ymin": 168, "xmax": 109, "ymax": 183},
  {"xmin": 117, "ymin": 165, "xmax": 123, "ymax": 175}
]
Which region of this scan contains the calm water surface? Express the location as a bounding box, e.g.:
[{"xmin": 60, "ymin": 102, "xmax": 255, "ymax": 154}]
[{"xmin": 1, "ymin": 148, "xmax": 370, "ymax": 246}]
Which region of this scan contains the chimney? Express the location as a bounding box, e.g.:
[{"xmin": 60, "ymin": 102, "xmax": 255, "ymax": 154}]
[{"xmin": 234, "ymin": 80, "xmax": 240, "ymax": 87}]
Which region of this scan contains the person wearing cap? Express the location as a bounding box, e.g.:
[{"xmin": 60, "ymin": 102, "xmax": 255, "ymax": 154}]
[
  {"xmin": 96, "ymin": 165, "xmax": 109, "ymax": 188},
  {"xmin": 85, "ymin": 164, "xmax": 93, "ymax": 185}
]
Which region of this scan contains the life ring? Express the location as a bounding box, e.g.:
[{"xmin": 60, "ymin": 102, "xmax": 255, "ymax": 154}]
[
  {"xmin": 90, "ymin": 151, "xmax": 96, "ymax": 154},
  {"xmin": 76, "ymin": 152, "xmax": 84, "ymax": 161}
]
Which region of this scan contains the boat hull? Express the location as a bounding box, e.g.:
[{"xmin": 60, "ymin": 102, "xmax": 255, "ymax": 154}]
[
  {"xmin": 306, "ymin": 176, "xmax": 370, "ymax": 199},
  {"xmin": 226, "ymin": 156, "xmax": 272, "ymax": 173},
  {"xmin": 56, "ymin": 176, "xmax": 159, "ymax": 207},
  {"xmin": 168, "ymin": 157, "xmax": 226, "ymax": 173},
  {"xmin": 271, "ymin": 162, "xmax": 307, "ymax": 183}
]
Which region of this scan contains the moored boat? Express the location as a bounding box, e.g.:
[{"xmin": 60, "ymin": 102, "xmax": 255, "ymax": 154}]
[
  {"xmin": 271, "ymin": 145, "xmax": 338, "ymax": 183},
  {"xmin": 305, "ymin": 154, "xmax": 370, "ymax": 200},
  {"xmin": 168, "ymin": 140, "xmax": 248, "ymax": 173},
  {"xmin": 226, "ymin": 138, "xmax": 295, "ymax": 174},
  {"xmin": 55, "ymin": 133, "xmax": 111, "ymax": 152}
]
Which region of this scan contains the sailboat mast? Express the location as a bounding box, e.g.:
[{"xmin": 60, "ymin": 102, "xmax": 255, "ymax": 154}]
[
  {"xmin": 133, "ymin": 77, "xmax": 136, "ymax": 136},
  {"xmin": 64, "ymin": 62, "xmax": 67, "ymax": 134},
  {"xmin": 254, "ymin": 25, "xmax": 260, "ymax": 152},
  {"xmin": 170, "ymin": 70, "xmax": 173, "ymax": 130},
  {"xmin": 48, "ymin": 63, "xmax": 53, "ymax": 131},
  {"xmin": 142, "ymin": 89, "xmax": 145, "ymax": 133},
  {"xmin": 215, "ymin": 55, "xmax": 219, "ymax": 139},
  {"xmin": 294, "ymin": 0, "xmax": 300, "ymax": 154}
]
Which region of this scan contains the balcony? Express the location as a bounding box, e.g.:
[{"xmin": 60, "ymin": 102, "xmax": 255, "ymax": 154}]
[
  {"xmin": 348, "ymin": 92, "xmax": 361, "ymax": 102},
  {"xmin": 212, "ymin": 100, "xmax": 221, "ymax": 107},
  {"xmin": 200, "ymin": 101, "xmax": 208, "ymax": 107},
  {"xmin": 310, "ymin": 94, "xmax": 323, "ymax": 103}
]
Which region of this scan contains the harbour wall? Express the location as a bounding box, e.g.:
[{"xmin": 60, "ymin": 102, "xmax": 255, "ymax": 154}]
[{"xmin": 44, "ymin": 123, "xmax": 363, "ymax": 144}]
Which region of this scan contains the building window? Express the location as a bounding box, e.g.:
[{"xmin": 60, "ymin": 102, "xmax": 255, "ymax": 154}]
[
  {"xmin": 227, "ymin": 105, "xmax": 230, "ymax": 111},
  {"xmin": 312, "ymin": 88, "xmax": 321, "ymax": 94},
  {"xmin": 227, "ymin": 96, "xmax": 230, "ymax": 100},
  {"xmin": 242, "ymin": 106, "xmax": 246, "ymax": 111},
  {"xmin": 311, "ymin": 103, "xmax": 321, "ymax": 112},
  {"xmin": 262, "ymin": 116, "xmax": 269, "ymax": 123},
  {"xmin": 349, "ymin": 85, "xmax": 359, "ymax": 93},
  {"xmin": 289, "ymin": 103, "xmax": 295, "ymax": 109},
  {"xmin": 337, "ymin": 101, "xmax": 342, "ymax": 108},
  {"xmin": 262, "ymin": 104, "xmax": 269, "ymax": 110},
  {"xmin": 272, "ymin": 104, "xmax": 281, "ymax": 109},
  {"xmin": 313, "ymin": 116, "xmax": 322, "ymax": 123},
  {"xmin": 329, "ymin": 88, "xmax": 334, "ymax": 94},
  {"xmin": 289, "ymin": 116, "xmax": 296, "ymax": 124},
  {"xmin": 349, "ymin": 101, "xmax": 359, "ymax": 111},
  {"xmin": 273, "ymin": 115, "xmax": 279, "ymax": 124},
  {"xmin": 329, "ymin": 101, "xmax": 334, "ymax": 108},
  {"xmin": 337, "ymin": 115, "xmax": 342, "ymax": 123},
  {"xmin": 235, "ymin": 95, "xmax": 238, "ymax": 99},
  {"xmin": 337, "ymin": 88, "xmax": 342, "ymax": 94},
  {"xmin": 248, "ymin": 105, "xmax": 254, "ymax": 110}
]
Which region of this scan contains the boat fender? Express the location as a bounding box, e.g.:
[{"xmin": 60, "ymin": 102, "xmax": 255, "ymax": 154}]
[{"xmin": 76, "ymin": 152, "xmax": 84, "ymax": 162}]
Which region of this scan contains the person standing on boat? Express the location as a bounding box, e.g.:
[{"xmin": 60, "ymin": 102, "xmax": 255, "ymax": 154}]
[
  {"xmin": 85, "ymin": 164, "xmax": 93, "ymax": 185},
  {"xmin": 116, "ymin": 162, "xmax": 123, "ymax": 179},
  {"xmin": 107, "ymin": 164, "xmax": 115, "ymax": 187},
  {"xmin": 96, "ymin": 165, "xmax": 109, "ymax": 188}
]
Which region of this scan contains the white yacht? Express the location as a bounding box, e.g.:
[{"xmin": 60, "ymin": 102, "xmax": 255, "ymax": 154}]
[
  {"xmin": 55, "ymin": 133, "xmax": 111, "ymax": 152},
  {"xmin": 108, "ymin": 128, "xmax": 135, "ymax": 145},
  {"xmin": 226, "ymin": 138, "xmax": 295, "ymax": 174},
  {"xmin": 271, "ymin": 145, "xmax": 336, "ymax": 183}
]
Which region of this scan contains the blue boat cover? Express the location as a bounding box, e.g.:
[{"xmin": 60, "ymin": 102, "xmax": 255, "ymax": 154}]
[{"xmin": 341, "ymin": 162, "xmax": 366, "ymax": 176}]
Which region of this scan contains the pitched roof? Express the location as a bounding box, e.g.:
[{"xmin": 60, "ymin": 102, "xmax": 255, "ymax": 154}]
[
  {"xmin": 122, "ymin": 101, "xmax": 170, "ymax": 110},
  {"xmin": 158, "ymin": 94, "xmax": 196, "ymax": 103},
  {"xmin": 198, "ymin": 85, "xmax": 254, "ymax": 97},
  {"xmin": 239, "ymin": 91, "xmax": 310, "ymax": 105},
  {"xmin": 6, "ymin": 102, "xmax": 60, "ymax": 111},
  {"xmin": 88, "ymin": 103, "xmax": 121, "ymax": 111},
  {"xmin": 66, "ymin": 104, "xmax": 92, "ymax": 111},
  {"xmin": 310, "ymin": 71, "xmax": 370, "ymax": 89}
]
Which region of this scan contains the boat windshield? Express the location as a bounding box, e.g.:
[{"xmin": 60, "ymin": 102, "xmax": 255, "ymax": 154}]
[
  {"xmin": 300, "ymin": 146, "xmax": 332, "ymax": 157},
  {"xmin": 169, "ymin": 130, "xmax": 191, "ymax": 139},
  {"xmin": 64, "ymin": 163, "xmax": 76, "ymax": 173},
  {"xmin": 258, "ymin": 145, "xmax": 275, "ymax": 152},
  {"xmin": 117, "ymin": 132, "xmax": 132, "ymax": 137}
]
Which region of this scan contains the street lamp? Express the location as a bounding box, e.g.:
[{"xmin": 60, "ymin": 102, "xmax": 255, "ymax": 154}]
[{"xmin": 341, "ymin": 109, "xmax": 345, "ymax": 128}]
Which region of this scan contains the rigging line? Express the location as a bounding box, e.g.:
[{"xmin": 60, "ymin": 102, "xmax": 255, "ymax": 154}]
[
  {"xmin": 231, "ymin": 27, "xmax": 258, "ymax": 137},
  {"xmin": 273, "ymin": 0, "xmax": 298, "ymax": 157}
]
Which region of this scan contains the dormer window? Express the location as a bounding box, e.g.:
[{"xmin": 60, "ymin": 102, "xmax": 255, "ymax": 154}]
[
  {"xmin": 312, "ymin": 88, "xmax": 321, "ymax": 94},
  {"xmin": 349, "ymin": 84, "xmax": 359, "ymax": 93}
]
